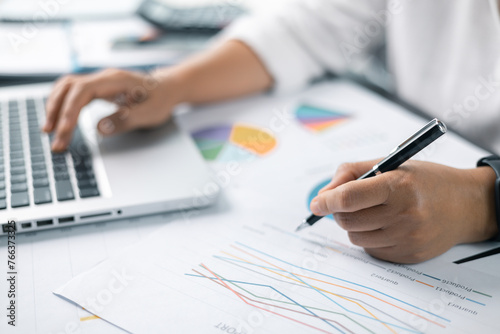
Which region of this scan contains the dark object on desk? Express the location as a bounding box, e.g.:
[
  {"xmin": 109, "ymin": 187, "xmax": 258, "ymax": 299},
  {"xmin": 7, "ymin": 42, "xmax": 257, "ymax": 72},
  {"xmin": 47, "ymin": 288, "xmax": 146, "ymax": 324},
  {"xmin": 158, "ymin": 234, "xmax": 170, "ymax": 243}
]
[
  {"xmin": 454, "ymin": 246, "xmax": 500, "ymax": 264},
  {"xmin": 296, "ymin": 118, "xmax": 447, "ymax": 232},
  {"xmin": 137, "ymin": 0, "xmax": 246, "ymax": 34}
]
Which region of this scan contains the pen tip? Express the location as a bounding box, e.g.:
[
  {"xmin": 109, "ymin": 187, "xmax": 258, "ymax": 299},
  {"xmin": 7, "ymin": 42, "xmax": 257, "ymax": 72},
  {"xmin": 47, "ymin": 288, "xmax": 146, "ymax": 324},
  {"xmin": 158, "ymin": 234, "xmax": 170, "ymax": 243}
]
[{"xmin": 295, "ymin": 221, "xmax": 309, "ymax": 233}]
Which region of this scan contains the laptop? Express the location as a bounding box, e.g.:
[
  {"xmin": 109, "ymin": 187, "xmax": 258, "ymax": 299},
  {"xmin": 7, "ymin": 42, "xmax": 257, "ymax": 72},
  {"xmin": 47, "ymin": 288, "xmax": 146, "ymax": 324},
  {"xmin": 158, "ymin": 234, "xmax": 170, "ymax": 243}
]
[{"xmin": 0, "ymin": 83, "xmax": 219, "ymax": 235}]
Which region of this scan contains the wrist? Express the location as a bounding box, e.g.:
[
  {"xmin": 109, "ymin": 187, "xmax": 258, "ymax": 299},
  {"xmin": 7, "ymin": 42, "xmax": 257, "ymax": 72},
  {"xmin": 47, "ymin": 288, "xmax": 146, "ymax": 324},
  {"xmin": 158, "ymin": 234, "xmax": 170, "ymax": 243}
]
[
  {"xmin": 461, "ymin": 166, "xmax": 498, "ymax": 243},
  {"xmin": 151, "ymin": 66, "xmax": 190, "ymax": 106}
]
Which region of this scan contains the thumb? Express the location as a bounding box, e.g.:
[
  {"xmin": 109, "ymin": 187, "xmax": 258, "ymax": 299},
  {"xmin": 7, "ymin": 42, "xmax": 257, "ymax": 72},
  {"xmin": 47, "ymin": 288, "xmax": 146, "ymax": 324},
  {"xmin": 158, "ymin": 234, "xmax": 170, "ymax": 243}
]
[
  {"xmin": 97, "ymin": 106, "xmax": 136, "ymax": 136},
  {"xmin": 318, "ymin": 159, "xmax": 380, "ymax": 195}
]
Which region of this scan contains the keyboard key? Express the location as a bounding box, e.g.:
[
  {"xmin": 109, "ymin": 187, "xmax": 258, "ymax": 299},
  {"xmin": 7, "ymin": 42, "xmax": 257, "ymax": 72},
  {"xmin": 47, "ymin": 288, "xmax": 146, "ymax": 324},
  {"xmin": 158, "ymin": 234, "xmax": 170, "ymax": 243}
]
[
  {"xmin": 10, "ymin": 151, "xmax": 23, "ymax": 160},
  {"xmin": 32, "ymin": 170, "xmax": 47, "ymax": 179},
  {"xmin": 33, "ymin": 178, "xmax": 49, "ymax": 188},
  {"xmin": 10, "ymin": 143, "xmax": 23, "ymax": 152},
  {"xmin": 54, "ymin": 171, "xmax": 69, "ymax": 180},
  {"xmin": 10, "ymin": 174, "xmax": 26, "ymax": 184},
  {"xmin": 34, "ymin": 187, "xmax": 52, "ymax": 204},
  {"xmin": 31, "ymin": 155, "xmax": 45, "ymax": 163},
  {"xmin": 0, "ymin": 180, "xmax": 5, "ymax": 189},
  {"xmin": 79, "ymin": 187, "xmax": 100, "ymax": 198},
  {"xmin": 10, "ymin": 167, "xmax": 26, "ymax": 175},
  {"xmin": 73, "ymin": 159, "xmax": 92, "ymax": 171},
  {"xmin": 77, "ymin": 178, "xmax": 96, "ymax": 188},
  {"xmin": 0, "ymin": 189, "xmax": 5, "ymax": 199},
  {"xmin": 31, "ymin": 162, "xmax": 46, "ymax": 171},
  {"xmin": 55, "ymin": 180, "xmax": 74, "ymax": 201},
  {"xmin": 11, "ymin": 182, "xmax": 27, "ymax": 192},
  {"xmin": 11, "ymin": 192, "xmax": 29, "ymax": 207},
  {"xmin": 52, "ymin": 161, "xmax": 68, "ymax": 169},
  {"xmin": 76, "ymin": 170, "xmax": 94, "ymax": 180},
  {"xmin": 51, "ymin": 153, "xmax": 66, "ymax": 163},
  {"xmin": 30, "ymin": 139, "xmax": 42, "ymax": 148},
  {"xmin": 0, "ymin": 199, "xmax": 6, "ymax": 210},
  {"xmin": 10, "ymin": 159, "xmax": 24, "ymax": 167},
  {"xmin": 30, "ymin": 147, "xmax": 44, "ymax": 155}
]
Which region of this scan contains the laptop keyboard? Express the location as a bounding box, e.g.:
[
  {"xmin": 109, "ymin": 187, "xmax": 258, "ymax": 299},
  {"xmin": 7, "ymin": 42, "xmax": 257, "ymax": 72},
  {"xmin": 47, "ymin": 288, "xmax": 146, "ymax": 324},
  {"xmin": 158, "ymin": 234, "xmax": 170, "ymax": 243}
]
[{"xmin": 0, "ymin": 97, "xmax": 100, "ymax": 210}]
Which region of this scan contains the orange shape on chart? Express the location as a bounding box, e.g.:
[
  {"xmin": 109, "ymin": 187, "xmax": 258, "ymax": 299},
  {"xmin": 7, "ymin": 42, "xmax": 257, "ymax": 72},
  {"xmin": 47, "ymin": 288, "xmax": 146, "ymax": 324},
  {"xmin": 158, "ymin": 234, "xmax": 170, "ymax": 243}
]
[{"xmin": 230, "ymin": 124, "xmax": 277, "ymax": 155}]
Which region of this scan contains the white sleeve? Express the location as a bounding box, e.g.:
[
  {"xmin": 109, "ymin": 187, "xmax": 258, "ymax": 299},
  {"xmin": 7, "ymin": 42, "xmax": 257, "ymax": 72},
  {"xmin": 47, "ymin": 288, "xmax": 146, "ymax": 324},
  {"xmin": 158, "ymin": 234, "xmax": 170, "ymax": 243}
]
[{"xmin": 218, "ymin": 0, "xmax": 387, "ymax": 94}]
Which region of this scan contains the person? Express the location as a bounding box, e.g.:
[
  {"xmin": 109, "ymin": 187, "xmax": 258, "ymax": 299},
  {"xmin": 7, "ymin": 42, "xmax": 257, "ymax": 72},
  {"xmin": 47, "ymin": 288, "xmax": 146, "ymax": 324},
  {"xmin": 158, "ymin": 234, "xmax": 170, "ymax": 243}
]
[{"xmin": 43, "ymin": 0, "xmax": 499, "ymax": 263}]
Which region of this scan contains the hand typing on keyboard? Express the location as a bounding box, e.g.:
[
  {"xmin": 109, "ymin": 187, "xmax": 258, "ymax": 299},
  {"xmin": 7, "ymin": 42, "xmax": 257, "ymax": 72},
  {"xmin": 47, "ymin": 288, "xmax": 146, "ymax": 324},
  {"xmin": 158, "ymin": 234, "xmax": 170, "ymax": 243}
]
[{"xmin": 43, "ymin": 69, "xmax": 183, "ymax": 152}]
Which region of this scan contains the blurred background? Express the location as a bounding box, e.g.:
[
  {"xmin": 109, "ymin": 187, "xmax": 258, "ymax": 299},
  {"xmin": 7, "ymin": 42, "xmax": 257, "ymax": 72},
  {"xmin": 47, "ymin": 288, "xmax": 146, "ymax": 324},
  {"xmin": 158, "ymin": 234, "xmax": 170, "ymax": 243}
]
[
  {"xmin": 0, "ymin": 0, "xmax": 391, "ymax": 90},
  {"xmin": 0, "ymin": 1, "xmax": 275, "ymax": 81}
]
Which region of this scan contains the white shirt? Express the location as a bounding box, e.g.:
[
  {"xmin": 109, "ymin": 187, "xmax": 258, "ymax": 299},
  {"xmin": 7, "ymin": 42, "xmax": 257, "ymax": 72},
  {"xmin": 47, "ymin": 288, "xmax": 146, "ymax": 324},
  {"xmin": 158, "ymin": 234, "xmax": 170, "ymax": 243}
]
[{"xmin": 222, "ymin": 0, "xmax": 500, "ymax": 155}]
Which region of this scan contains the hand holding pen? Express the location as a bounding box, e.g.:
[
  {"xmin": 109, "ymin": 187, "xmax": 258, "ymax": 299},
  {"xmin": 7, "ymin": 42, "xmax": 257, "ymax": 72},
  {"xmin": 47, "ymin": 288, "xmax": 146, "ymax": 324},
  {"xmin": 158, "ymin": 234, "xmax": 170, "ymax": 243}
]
[{"xmin": 292, "ymin": 119, "xmax": 499, "ymax": 264}]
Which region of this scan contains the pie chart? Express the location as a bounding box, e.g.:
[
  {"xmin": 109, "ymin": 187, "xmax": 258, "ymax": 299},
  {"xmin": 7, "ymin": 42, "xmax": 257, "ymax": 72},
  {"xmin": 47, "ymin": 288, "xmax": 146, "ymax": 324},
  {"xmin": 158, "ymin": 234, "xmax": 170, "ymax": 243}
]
[
  {"xmin": 191, "ymin": 124, "xmax": 277, "ymax": 162},
  {"xmin": 296, "ymin": 104, "xmax": 350, "ymax": 132},
  {"xmin": 308, "ymin": 178, "xmax": 334, "ymax": 220}
]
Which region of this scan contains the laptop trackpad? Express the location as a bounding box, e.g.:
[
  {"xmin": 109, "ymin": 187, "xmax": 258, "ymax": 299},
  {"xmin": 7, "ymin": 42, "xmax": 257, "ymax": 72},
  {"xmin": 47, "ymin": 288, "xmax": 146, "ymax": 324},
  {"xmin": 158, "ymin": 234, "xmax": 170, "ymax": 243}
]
[{"xmin": 96, "ymin": 120, "xmax": 199, "ymax": 198}]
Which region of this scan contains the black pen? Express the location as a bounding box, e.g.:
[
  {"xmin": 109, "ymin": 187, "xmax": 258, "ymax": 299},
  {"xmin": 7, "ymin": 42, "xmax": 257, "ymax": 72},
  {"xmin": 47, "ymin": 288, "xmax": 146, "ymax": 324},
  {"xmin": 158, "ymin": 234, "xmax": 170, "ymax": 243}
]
[{"xmin": 295, "ymin": 118, "xmax": 447, "ymax": 232}]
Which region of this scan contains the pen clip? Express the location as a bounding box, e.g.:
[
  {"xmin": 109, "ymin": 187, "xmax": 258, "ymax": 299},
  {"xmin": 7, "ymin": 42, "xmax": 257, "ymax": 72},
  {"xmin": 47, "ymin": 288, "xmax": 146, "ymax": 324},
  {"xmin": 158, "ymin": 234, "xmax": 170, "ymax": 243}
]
[{"xmin": 388, "ymin": 118, "xmax": 445, "ymax": 155}]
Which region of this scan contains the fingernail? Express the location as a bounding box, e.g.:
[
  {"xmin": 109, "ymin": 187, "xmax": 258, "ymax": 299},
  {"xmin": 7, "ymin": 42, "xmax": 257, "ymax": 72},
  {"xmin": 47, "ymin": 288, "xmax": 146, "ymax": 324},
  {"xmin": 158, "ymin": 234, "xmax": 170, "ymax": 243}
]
[
  {"xmin": 52, "ymin": 139, "xmax": 62, "ymax": 151},
  {"xmin": 99, "ymin": 118, "xmax": 115, "ymax": 135},
  {"xmin": 43, "ymin": 122, "xmax": 52, "ymax": 132},
  {"xmin": 310, "ymin": 198, "xmax": 325, "ymax": 215}
]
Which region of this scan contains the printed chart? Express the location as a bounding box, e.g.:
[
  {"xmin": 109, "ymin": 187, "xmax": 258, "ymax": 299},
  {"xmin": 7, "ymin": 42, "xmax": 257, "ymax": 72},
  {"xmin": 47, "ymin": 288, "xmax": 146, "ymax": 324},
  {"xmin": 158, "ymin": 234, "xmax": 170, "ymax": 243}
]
[
  {"xmin": 186, "ymin": 224, "xmax": 498, "ymax": 334},
  {"xmin": 308, "ymin": 178, "xmax": 334, "ymax": 220},
  {"xmin": 191, "ymin": 124, "xmax": 277, "ymax": 162},
  {"xmin": 54, "ymin": 216, "xmax": 500, "ymax": 334},
  {"xmin": 296, "ymin": 105, "xmax": 350, "ymax": 132}
]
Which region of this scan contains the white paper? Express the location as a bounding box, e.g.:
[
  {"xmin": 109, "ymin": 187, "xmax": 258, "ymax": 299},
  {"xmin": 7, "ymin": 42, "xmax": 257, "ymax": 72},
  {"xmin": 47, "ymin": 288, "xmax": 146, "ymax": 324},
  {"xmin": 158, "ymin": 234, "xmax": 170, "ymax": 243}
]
[
  {"xmin": 53, "ymin": 206, "xmax": 500, "ymax": 334},
  {"xmin": 0, "ymin": 213, "xmax": 180, "ymax": 334},
  {"xmin": 0, "ymin": 23, "xmax": 73, "ymax": 75},
  {"xmin": 70, "ymin": 18, "xmax": 194, "ymax": 69},
  {"xmin": 0, "ymin": 0, "xmax": 142, "ymax": 20}
]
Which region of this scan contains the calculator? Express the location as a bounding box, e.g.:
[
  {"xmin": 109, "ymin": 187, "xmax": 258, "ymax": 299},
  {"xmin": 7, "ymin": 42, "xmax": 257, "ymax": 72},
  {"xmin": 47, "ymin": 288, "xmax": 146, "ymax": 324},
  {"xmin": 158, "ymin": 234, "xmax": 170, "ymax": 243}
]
[{"xmin": 137, "ymin": 0, "xmax": 247, "ymax": 34}]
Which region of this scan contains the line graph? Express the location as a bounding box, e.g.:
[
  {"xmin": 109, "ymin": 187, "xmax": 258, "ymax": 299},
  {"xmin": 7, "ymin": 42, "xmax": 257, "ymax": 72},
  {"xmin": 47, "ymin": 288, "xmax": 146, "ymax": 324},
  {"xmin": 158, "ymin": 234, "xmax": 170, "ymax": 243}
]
[
  {"xmin": 54, "ymin": 215, "xmax": 500, "ymax": 334},
  {"xmin": 179, "ymin": 219, "xmax": 499, "ymax": 334},
  {"xmin": 187, "ymin": 246, "xmax": 450, "ymax": 333},
  {"xmin": 210, "ymin": 256, "xmax": 415, "ymax": 332},
  {"xmin": 233, "ymin": 242, "xmax": 449, "ymax": 322}
]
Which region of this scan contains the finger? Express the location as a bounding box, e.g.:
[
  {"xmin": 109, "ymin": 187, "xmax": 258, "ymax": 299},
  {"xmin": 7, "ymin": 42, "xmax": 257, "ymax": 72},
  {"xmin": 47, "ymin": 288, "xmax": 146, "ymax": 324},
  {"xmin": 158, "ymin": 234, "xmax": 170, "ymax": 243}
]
[
  {"xmin": 363, "ymin": 246, "xmax": 398, "ymax": 263},
  {"xmin": 311, "ymin": 173, "xmax": 392, "ymax": 215},
  {"xmin": 347, "ymin": 229, "xmax": 396, "ymax": 249},
  {"xmin": 333, "ymin": 205, "xmax": 392, "ymax": 232},
  {"xmin": 52, "ymin": 70, "xmax": 137, "ymax": 151},
  {"xmin": 97, "ymin": 107, "xmax": 137, "ymax": 136},
  {"xmin": 364, "ymin": 247, "xmax": 428, "ymax": 264},
  {"xmin": 44, "ymin": 76, "xmax": 76, "ymax": 132},
  {"xmin": 318, "ymin": 160, "xmax": 380, "ymax": 194},
  {"xmin": 52, "ymin": 81, "xmax": 96, "ymax": 151}
]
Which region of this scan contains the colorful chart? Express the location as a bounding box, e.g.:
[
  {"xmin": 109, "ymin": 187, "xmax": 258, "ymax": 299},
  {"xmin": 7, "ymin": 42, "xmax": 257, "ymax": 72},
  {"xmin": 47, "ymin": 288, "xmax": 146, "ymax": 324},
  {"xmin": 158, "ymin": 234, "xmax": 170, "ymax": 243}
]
[
  {"xmin": 191, "ymin": 124, "xmax": 277, "ymax": 162},
  {"xmin": 296, "ymin": 104, "xmax": 350, "ymax": 132},
  {"xmin": 308, "ymin": 178, "xmax": 334, "ymax": 220}
]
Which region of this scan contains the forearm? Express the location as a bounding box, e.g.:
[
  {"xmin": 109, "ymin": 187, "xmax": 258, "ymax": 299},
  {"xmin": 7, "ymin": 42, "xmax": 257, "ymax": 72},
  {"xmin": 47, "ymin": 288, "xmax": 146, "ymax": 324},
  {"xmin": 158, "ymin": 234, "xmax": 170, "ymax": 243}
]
[{"xmin": 156, "ymin": 40, "xmax": 273, "ymax": 105}]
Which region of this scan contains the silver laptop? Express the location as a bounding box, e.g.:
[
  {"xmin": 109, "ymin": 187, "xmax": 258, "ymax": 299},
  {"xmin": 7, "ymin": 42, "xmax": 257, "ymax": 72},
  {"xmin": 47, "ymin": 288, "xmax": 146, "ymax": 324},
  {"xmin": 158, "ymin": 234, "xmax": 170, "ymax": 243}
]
[{"xmin": 0, "ymin": 83, "xmax": 219, "ymax": 235}]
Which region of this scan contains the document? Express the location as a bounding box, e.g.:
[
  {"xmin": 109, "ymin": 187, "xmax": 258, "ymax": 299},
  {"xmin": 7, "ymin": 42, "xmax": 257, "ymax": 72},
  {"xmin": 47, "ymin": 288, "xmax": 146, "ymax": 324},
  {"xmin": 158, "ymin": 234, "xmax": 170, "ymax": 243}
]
[{"xmin": 54, "ymin": 205, "xmax": 500, "ymax": 334}]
